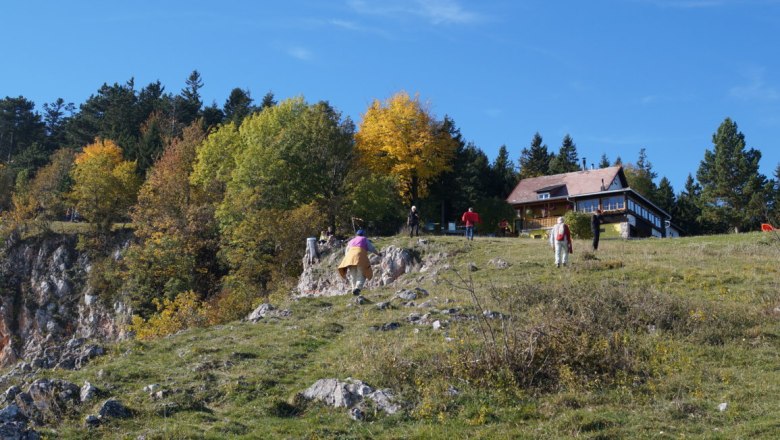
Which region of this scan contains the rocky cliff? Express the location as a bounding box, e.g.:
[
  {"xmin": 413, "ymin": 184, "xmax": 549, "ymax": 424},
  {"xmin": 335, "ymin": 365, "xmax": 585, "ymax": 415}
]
[{"xmin": 0, "ymin": 233, "xmax": 131, "ymax": 368}]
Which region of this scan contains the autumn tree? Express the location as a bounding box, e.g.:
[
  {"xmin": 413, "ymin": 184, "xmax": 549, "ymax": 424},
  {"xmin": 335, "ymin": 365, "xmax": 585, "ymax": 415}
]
[
  {"xmin": 69, "ymin": 139, "xmax": 141, "ymax": 233},
  {"xmin": 697, "ymin": 118, "xmax": 767, "ymax": 233},
  {"xmin": 193, "ymin": 97, "xmax": 354, "ymax": 294},
  {"xmin": 355, "ymin": 91, "xmax": 457, "ymax": 206},
  {"xmin": 518, "ymin": 132, "xmax": 551, "ymax": 178},
  {"xmin": 126, "ymin": 122, "xmax": 218, "ymax": 317}
]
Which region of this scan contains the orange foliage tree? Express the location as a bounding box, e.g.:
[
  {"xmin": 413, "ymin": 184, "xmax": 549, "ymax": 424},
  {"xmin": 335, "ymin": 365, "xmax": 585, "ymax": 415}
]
[
  {"xmin": 355, "ymin": 91, "xmax": 457, "ymax": 205},
  {"xmin": 69, "ymin": 138, "xmax": 140, "ymax": 233}
]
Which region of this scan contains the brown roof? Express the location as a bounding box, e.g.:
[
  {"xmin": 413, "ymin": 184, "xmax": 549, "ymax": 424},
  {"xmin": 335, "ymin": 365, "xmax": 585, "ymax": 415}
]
[{"xmin": 507, "ymin": 166, "xmax": 625, "ymax": 204}]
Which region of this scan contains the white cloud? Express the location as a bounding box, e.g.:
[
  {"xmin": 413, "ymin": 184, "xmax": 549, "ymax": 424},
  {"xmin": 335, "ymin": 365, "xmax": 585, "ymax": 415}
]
[
  {"xmin": 347, "ymin": 0, "xmax": 482, "ymax": 25},
  {"xmin": 287, "ymin": 46, "xmax": 313, "ymax": 61},
  {"xmin": 730, "ymin": 67, "xmax": 780, "ymax": 101}
]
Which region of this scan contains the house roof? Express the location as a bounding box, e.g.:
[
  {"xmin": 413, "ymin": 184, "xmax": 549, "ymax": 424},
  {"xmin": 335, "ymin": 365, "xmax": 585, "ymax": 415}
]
[{"xmin": 507, "ymin": 166, "xmax": 625, "ymax": 204}]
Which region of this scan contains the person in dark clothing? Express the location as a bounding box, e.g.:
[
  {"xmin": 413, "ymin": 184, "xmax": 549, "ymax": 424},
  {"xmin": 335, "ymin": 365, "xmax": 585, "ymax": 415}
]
[
  {"xmin": 407, "ymin": 206, "xmax": 420, "ymax": 237},
  {"xmin": 591, "ymin": 209, "xmax": 602, "ymax": 250}
]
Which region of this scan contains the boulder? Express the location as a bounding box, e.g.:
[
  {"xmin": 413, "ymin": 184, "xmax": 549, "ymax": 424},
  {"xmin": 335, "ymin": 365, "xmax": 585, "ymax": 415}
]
[
  {"xmin": 0, "ymin": 420, "xmax": 39, "ymax": 439},
  {"xmin": 301, "ymin": 378, "xmax": 401, "ymax": 418},
  {"xmin": 98, "ymin": 399, "xmax": 131, "ymax": 420},
  {"xmin": 14, "ymin": 379, "xmax": 80, "ymax": 424},
  {"xmin": 246, "ymin": 303, "xmax": 291, "ymax": 322}
]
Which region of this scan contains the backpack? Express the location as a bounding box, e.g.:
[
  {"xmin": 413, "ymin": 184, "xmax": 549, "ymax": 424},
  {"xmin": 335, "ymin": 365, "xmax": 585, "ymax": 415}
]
[{"xmin": 555, "ymin": 225, "xmax": 567, "ymax": 241}]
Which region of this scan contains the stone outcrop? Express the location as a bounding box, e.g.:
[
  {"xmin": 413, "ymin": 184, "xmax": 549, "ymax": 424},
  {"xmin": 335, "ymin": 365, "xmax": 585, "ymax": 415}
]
[
  {"xmin": 301, "ymin": 378, "xmax": 401, "ymax": 417},
  {"xmin": 0, "ymin": 234, "xmax": 131, "ymax": 367},
  {"xmin": 296, "ymin": 244, "xmax": 421, "ymax": 296}
]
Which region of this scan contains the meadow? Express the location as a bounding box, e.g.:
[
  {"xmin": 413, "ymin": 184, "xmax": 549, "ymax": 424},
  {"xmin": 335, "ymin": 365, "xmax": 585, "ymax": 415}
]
[{"xmin": 38, "ymin": 232, "xmax": 780, "ymax": 439}]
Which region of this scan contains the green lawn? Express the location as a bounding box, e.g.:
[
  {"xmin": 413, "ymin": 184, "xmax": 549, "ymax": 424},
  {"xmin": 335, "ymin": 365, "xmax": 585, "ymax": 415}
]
[{"xmin": 27, "ymin": 232, "xmax": 780, "ymax": 439}]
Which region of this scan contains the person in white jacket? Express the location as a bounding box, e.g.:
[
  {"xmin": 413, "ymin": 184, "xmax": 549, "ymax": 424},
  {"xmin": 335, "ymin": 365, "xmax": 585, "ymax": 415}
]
[{"xmin": 549, "ymin": 217, "xmax": 573, "ymax": 267}]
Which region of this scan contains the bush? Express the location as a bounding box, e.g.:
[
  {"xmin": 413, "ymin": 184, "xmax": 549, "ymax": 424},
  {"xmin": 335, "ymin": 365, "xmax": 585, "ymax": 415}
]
[
  {"xmin": 564, "ymin": 211, "xmax": 592, "ymax": 239},
  {"xmin": 130, "ymin": 291, "xmax": 206, "ymax": 340}
]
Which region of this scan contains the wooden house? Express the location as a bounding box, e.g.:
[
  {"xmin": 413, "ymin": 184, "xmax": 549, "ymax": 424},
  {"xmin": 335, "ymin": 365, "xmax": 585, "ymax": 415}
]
[{"xmin": 506, "ymin": 166, "xmax": 672, "ymax": 238}]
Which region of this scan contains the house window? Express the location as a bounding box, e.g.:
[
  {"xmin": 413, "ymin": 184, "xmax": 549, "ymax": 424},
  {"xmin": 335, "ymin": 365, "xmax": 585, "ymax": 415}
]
[
  {"xmin": 601, "ymin": 196, "xmax": 625, "ymax": 211},
  {"xmin": 537, "ymin": 193, "xmax": 550, "ymax": 200},
  {"xmin": 576, "ymin": 199, "xmax": 599, "ymax": 212}
]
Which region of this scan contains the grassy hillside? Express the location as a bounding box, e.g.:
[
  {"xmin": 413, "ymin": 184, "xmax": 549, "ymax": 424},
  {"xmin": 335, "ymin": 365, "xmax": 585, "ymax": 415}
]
[{"xmin": 33, "ymin": 233, "xmax": 780, "ymax": 439}]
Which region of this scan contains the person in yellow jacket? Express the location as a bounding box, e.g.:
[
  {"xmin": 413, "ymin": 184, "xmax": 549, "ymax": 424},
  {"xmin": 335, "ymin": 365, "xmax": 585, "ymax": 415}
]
[{"xmin": 337, "ymin": 229, "xmax": 380, "ymax": 295}]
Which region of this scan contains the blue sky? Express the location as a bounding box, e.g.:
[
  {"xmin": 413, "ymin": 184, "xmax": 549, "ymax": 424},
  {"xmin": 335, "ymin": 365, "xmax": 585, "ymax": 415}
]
[{"xmin": 2, "ymin": 0, "xmax": 779, "ymax": 191}]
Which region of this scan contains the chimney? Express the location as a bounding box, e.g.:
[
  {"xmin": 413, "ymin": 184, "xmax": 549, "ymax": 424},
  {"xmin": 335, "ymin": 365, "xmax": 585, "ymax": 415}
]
[
  {"xmin": 582, "ymin": 158, "xmax": 587, "ymax": 171},
  {"xmin": 591, "ymin": 163, "xmax": 595, "ymax": 170}
]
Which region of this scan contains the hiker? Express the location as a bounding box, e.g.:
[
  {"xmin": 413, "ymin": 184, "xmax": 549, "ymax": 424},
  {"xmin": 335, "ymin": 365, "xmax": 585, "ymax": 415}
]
[
  {"xmin": 407, "ymin": 205, "xmax": 420, "ymax": 237},
  {"xmin": 549, "ymin": 216, "xmax": 573, "ymax": 267},
  {"xmin": 591, "ymin": 209, "xmax": 602, "ymax": 250},
  {"xmin": 461, "ymin": 207, "xmax": 481, "ymax": 241},
  {"xmin": 319, "ymin": 226, "xmax": 335, "ymax": 244},
  {"xmin": 337, "ymin": 229, "xmax": 380, "ymax": 296},
  {"xmin": 498, "ymin": 219, "xmax": 510, "ymax": 237}
]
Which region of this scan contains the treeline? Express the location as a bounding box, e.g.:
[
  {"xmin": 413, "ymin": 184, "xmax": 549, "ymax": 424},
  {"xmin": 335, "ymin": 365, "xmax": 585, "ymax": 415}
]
[{"xmin": 1, "ymin": 73, "xmax": 779, "ymax": 333}]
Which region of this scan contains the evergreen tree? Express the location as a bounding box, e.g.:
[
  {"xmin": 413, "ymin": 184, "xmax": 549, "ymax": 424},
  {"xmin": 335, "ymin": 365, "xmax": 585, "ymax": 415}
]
[
  {"xmin": 624, "ymin": 148, "xmax": 658, "ymax": 201},
  {"xmin": 42, "ymin": 98, "xmax": 76, "ymax": 151},
  {"xmin": 769, "ymin": 164, "xmax": 780, "ymax": 223},
  {"xmin": 613, "ymin": 156, "xmax": 622, "ymax": 166},
  {"xmin": 174, "ymin": 70, "xmax": 203, "ymax": 128},
  {"xmin": 223, "ymin": 88, "xmax": 255, "ymax": 125},
  {"xmin": 697, "ymin": 118, "xmax": 767, "ymax": 233},
  {"xmin": 201, "ymin": 102, "xmax": 225, "ymax": 130},
  {"xmin": 490, "ymin": 144, "xmax": 518, "ymax": 198},
  {"xmin": 548, "ymin": 134, "xmax": 580, "ymax": 174},
  {"xmin": 598, "ymin": 153, "xmax": 611, "ymax": 168},
  {"xmin": 260, "ymin": 91, "xmax": 277, "ymax": 110},
  {"xmin": 0, "ymin": 96, "xmax": 45, "ymax": 164},
  {"xmin": 673, "ymin": 174, "xmax": 703, "ymax": 235},
  {"xmin": 654, "ymin": 176, "xmax": 675, "ymax": 214},
  {"xmin": 518, "ymin": 132, "xmax": 551, "ymax": 178}
]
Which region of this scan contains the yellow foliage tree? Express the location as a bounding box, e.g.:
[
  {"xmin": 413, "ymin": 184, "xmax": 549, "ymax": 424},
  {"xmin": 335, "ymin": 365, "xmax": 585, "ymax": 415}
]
[
  {"xmin": 355, "ymin": 91, "xmax": 457, "ymax": 205},
  {"xmin": 70, "ymin": 138, "xmax": 141, "ymax": 233}
]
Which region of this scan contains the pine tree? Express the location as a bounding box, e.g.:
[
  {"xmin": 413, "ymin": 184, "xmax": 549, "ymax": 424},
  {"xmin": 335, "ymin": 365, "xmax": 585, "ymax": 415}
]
[
  {"xmin": 654, "ymin": 176, "xmax": 675, "ymax": 214},
  {"xmin": 673, "ymin": 174, "xmax": 703, "ymax": 235},
  {"xmin": 223, "ymin": 88, "xmax": 255, "ymax": 125},
  {"xmin": 490, "ymin": 145, "xmax": 518, "ymax": 198},
  {"xmin": 548, "ymin": 134, "xmax": 580, "ymax": 174},
  {"xmin": 598, "ymin": 153, "xmax": 610, "ymax": 168},
  {"xmin": 260, "ymin": 91, "xmax": 277, "ymax": 110},
  {"xmin": 613, "ymin": 156, "xmax": 622, "ymax": 166},
  {"xmin": 697, "ymin": 118, "xmax": 767, "ymax": 233},
  {"xmin": 518, "ymin": 132, "xmax": 551, "ymax": 178}
]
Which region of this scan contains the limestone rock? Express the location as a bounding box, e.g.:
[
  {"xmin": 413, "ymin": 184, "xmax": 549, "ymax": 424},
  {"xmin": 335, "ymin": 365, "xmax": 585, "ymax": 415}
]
[
  {"xmin": 246, "ymin": 303, "xmax": 291, "ymax": 323},
  {"xmin": 80, "ymin": 382, "xmax": 98, "ymax": 403},
  {"xmin": 488, "ymin": 258, "xmax": 511, "ymax": 269},
  {"xmin": 301, "ymin": 378, "xmax": 401, "ymax": 417},
  {"xmin": 296, "ymin": 245, "xmax": 420, "ymax": 296}
]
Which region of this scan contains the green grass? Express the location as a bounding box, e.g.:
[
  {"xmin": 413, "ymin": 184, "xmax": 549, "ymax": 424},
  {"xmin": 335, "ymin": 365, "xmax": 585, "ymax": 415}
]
[{"xmin": 22, "ymin": 232, "xmax": 780, "ymax": 438}]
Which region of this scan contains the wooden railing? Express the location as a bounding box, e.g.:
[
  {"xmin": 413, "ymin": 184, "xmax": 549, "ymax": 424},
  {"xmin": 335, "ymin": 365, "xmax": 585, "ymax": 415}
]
[{"xmin": 523, "ymin": 217, "xmax": 558, "ymax": 230}]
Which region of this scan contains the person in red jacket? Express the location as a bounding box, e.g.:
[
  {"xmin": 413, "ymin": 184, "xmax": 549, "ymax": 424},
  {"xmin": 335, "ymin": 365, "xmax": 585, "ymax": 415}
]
[
  {"xmin": 549, "ymin": 216, "xmax": 573, "ymax": 267},
  {"xmin": 461, "ymin": 207, "xmax": 481, "ymax": 241}
]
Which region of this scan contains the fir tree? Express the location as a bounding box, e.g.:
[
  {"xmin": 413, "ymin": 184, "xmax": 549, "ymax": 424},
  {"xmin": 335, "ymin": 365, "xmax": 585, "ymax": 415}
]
[{"xmin": 518, "ymin": 132, "xmax": 551, "ymax": 178}]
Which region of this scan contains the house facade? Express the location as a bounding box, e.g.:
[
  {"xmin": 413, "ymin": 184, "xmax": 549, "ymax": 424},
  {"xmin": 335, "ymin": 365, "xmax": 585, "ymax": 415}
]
[{"xmin": 506, "ymin": 166, "xmax": 672, "ymax": 238}]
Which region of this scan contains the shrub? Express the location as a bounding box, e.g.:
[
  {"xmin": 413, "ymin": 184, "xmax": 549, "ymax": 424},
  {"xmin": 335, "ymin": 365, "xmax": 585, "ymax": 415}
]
[
  {"xmin": 130, "ymin": 291, "xmax": 206, "ymax": 340},
  {"xmin": 564, "ymin": 211, "xmax": 592, "ymax": 239}
]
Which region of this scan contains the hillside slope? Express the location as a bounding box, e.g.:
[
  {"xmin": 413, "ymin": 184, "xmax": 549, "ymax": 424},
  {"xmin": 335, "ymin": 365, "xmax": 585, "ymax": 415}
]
[{"xmin": 8, "ymin": 233, "xmax": 780, "ymax": 439}]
